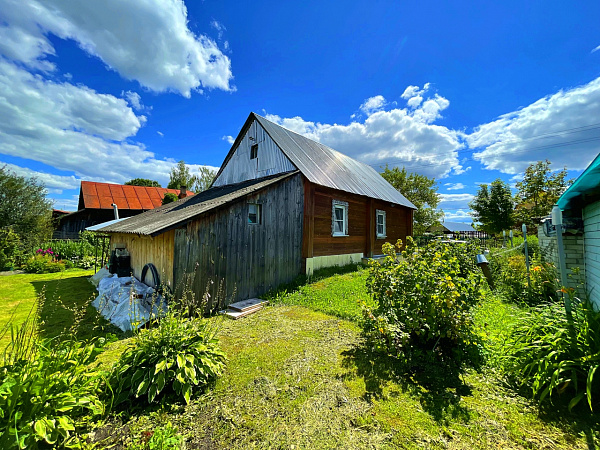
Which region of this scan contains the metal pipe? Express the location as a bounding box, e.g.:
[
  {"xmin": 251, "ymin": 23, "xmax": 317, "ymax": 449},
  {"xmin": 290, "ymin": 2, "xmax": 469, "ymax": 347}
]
[
  {"xmin": 111, "ymin": 203, "xmax": 119, "ymax": 220},
  {"xmin": 553, "ymin": 205, "xmax": 571, "ymax": 314}
]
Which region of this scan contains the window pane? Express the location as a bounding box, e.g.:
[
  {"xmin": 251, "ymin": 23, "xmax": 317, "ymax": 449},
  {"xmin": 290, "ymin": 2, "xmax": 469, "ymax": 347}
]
[
  {"xmin": 377, "ymin": 214, "xmax": 384, "ymax": 225},
  {"xmin": 248, "ymin": 204, "xmax": 259, "ymax": 224},
  {"xmin": 377, "ymin": 224, "xmax": 384, "ymax": 235},
  {"xmin": 334, "ymin": 220, "xmax": 343, "ymax": 233},
  {"xmin": 335, "ymin": 207, "xmax": 344, "ymax": 221}
]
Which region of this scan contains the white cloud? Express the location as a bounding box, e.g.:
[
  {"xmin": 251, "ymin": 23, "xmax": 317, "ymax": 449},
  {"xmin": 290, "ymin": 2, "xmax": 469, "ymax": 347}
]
[
  {"xmin": 0, "ymin": 162, "xmax": 80, "ymax": 194},
  {"xmin": 592, "ymin": 44, "xmax": 600, "ymax": 54},
  {"xmin": 222, "ymin": 135, "xmax": 235, "ymax": 145},
  {"xmin": 157, "ymin": 131, "xmax": 164, "ymax": 137},
  {"xmin": 359, "ymin": 95, "xmax": 386, "ymax": 116},
  {"xmin": 0, "ymin": 59, "xmax": 215, "ymax": 186},
  {"xmin": 439, "ymin": 193, "xmax": 474, "ymax": 210},
  {"xmin": 444, "ymin": 182, "xmax": 465, "ymax": 191},
  {"xmin": 265, "ymin": 88, "xmax": 465, "ymax": 179},
  {"xmin": 0, "ymin": 0, "xmax": 233, "ymax": 97},
  {"xmin": 123, "ymin": 91, "xmax": 145, "ymax": 111},
  {"xmin": 468, "ymin": 77, "xmax": 600, "ymax": 174},
  {"xmin": 442, "ymin": 209, "xmax": 472, "ymax": 223}
]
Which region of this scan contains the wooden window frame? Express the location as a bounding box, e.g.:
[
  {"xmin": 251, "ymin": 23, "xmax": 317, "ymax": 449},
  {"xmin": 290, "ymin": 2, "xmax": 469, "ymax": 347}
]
[
  {"xmin": 250, "ymin": 143, "xmax": 258, "ymax": 159},
  {"xmin": 248, "ymin": 203, "xmax": 261, "ymax": 224},
  {"xmin": 376, "ymin": 209, "xmax": 386, "ymax": 238},
  {"xmin": 332, "ymin": 200, "xmax": 349, "ymax": 237}
]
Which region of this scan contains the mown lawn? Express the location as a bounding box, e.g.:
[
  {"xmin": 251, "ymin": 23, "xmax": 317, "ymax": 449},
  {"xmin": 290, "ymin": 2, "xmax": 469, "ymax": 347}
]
[
  {"xmin": 90, "ymin": 266, "xmax": 598, "ymax": 449},
  {"xmin": 0, "ymin": 269, "xmax": 120, "ymax": 348}
]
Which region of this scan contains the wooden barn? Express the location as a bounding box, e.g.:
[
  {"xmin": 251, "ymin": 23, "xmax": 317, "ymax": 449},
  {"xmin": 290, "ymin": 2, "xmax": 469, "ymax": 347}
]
[
  {"xmin": 99, "ymin": 113, "xmax": 415, "ymax": 308},
  {"xmin": 54, "ymin": 182, "xmax": 191, "ymax": 239}
]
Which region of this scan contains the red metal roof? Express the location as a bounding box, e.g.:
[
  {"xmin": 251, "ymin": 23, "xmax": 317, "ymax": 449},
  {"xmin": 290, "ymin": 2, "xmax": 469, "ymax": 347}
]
[{"xmin": 79, "ymin": 181, "xmax": 193, "ymax": 210}]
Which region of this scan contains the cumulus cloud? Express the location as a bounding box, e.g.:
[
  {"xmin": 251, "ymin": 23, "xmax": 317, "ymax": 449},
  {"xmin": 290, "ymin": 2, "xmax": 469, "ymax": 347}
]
[
  {"xmin": 0, "ymin": 162, "xmax": 80, "ymax": 194},
  {"xmin": 123, "ymin": 91, "xmax": 145, "ymax": 111},
  {"xmin": 0, "ymin": 0, "xmax": 233, "ymax": 97},
  {"xmin": 442, "ymin": 209, "xmax": 472, "ymax": 223},
  {"xmin": 222, "ymin": 135, "xmax": 235, "ymax": 145},
  {"xmin": 359, "ymin": 95, "xmax": 386, "ymax": 116},
  {"xmin": 265, "ymin": 87, "xmax": 465, "ymax": 179},
  {"xmin": 444, "ymin": 182, "xmax": 465, "ymax": 191},
  {"xmin": 468, "ymin": 77, "xmax": 600, "ymax": 174},
  {"xmin": 0, "ymin": 59, "xmax": 215, "ymax": 186},
  {"xmin": 438, "ymin": 193, "xmax": 474, "ymax": 210}
]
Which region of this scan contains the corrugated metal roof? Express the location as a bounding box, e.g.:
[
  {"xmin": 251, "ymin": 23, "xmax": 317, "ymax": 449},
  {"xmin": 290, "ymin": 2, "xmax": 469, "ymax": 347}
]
[
  {"xmin": 97, "ymin": 172, "xmax": 299, "ymax": 236},
  {"xmin": 79, "ymin": 181, "xmax": 192, "ymax": 210},
  {"xmin": 440, "ymin": 222, "xmax": 476, "ymax": 232},
  {"xmin": 252, "ymin": 113, "xmax": 416, "ymax": 209}
]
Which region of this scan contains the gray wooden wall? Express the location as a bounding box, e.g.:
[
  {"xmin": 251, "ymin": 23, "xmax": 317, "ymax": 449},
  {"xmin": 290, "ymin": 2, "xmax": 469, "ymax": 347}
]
[{"xmin": 173, "ymin": 173, "xmax": 304, "ymax": 311}]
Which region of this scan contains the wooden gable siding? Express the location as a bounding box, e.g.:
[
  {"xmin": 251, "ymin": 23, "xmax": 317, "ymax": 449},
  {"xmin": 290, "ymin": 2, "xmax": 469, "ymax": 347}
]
[
  {"xmin": 109, "ymin": 230, "xmax": 175, "ymax": 287},
  {"xmin": 213, "ymin": 118, "xmax": 296, "ymax": 187},
  {"xmin": 303, "ymin": 180, "xmax": 412, "ymax": 258},
  {"xmin": 173, "ymin": 173, "xmax": 304, "ymax": 310}
]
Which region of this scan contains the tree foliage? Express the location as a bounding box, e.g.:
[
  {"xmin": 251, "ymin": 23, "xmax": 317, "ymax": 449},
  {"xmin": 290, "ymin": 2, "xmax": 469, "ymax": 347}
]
[
  {"xmin": 124, "ymin": 178, "xmax": 161, "ymax": 187},
  {"xmin": 381, "ymin": 166, "xmax": 443, "ymax": 235},
  {"xmin": 194, "ymin": 166, "xmax": 217, "ymax": 193},
  {"xmin": 167, "ymin": 160, "xmax": 197, "ymax": 190},
  {"xmin": 0, "ymin": 166, "xmax": 52, "ymax": 247},
  {"xmin": 514, "ymin": 160, "xmax": 571, "ymax": 224},
  {"xmin": 162, "ymin": 193, "xmax": 178, "ymax": 205},
  {"xmin": 469, "ymin": 179, "xmax": 514, "ymax": 234}
]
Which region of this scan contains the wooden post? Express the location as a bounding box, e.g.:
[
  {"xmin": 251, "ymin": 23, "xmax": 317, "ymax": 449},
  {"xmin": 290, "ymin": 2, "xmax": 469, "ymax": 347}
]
[{"xmin": 366, "ymin": 198, "xmax": 374, "ymax": 257}]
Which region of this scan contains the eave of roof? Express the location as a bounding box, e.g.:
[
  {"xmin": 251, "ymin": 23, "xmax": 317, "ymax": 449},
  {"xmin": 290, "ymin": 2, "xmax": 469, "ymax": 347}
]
[
  {"xmin": 557, "ymin": 152, "xmax": 600, "ymax": 212},
  {"xmin": 97, "ymin": 171, "xmax": 300, "ymax": 236},
  {"xmin": 213, "ymin": 112, "xmax": 416, "ymax": 209}
]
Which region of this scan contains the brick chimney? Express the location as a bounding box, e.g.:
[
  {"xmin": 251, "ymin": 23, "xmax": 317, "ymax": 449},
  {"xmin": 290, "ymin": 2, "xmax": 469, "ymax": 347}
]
[{"xmin": 178, "ymin": 185, "xmax": 187, "ymax": 199}]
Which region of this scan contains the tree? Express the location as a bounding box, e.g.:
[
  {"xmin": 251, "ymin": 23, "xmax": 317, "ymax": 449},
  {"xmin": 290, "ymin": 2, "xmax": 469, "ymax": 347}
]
[
  {"xmin": 514, "ymin": 160, "xmax": 571, "ymax": 224},
  {"xmin": 193, "ymin": 166, "xmax": 217, "ymax": 193},
  {"xmin": 125, "ymin": 178, "xmax": 161, "ymax": 187},
  {"xmin": 0, "ymin": 165, "xmax": 52, "ymax": 246},
  {"xmin": 381, "ymin": 166, "xmax": 443, "ymax": 235},
  {"xmin": 162, "ymin": 193, "xmax": 178, "ymax": 205},
  {"xmin": 167, "ymin": 160, "xmax": 198, "ymax": 190},
  {"xmin": 469, "ymin": 179, "xmax": 514, "ymax": 234}
]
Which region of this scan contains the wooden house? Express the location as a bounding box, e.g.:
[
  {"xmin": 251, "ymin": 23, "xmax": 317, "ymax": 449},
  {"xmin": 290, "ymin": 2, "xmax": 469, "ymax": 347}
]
[
  {"xmin": 54, "ymin": 182, "xmax": 190, "ymax": 239},
  {"xmin": 99, "ymin": 113, "xmax": 415, "ymax": 308}
]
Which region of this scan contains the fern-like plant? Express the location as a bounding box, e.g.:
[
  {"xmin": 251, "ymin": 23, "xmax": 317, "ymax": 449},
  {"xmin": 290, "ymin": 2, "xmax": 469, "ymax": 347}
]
[{"xmin": 110, "ymin": 313, "xmax": 226, "ymax": 406}]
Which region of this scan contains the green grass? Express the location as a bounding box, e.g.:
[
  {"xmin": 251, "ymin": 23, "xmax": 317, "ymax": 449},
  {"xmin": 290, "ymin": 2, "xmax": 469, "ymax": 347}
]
[
  {"xmin": 0, "ymin": 269, "xmax": 120, "ymax": 348},
  {"xmin": 266, "ymin": 264, "xmax": 372, "ymax": 320}
]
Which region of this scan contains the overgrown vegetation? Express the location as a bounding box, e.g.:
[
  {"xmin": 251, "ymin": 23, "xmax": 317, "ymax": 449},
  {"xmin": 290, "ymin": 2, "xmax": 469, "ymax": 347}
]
[
  {"xmin": 362, "ymin": 239, "xmax": 485, "ymax": 368},
  {"xmin": 504, "ymin": 297, "xmax": 600, "ymax": 412}
]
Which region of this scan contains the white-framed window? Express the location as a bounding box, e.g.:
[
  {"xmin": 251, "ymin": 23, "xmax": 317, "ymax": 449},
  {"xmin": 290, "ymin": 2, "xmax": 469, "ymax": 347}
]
[
  {"xmin": 332, "ymin": 200, "xmax": 348, "ymax": 236},
  {"xmin": 248, "ymin": 203, "xmax": 261, "ymax": 224},
  {"xmin": 376, "ymin": 209, "xmax": 386, "ymax": 238}
]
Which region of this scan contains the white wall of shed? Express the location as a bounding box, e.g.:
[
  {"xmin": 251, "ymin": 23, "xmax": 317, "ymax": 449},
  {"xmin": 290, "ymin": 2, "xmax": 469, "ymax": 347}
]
[
  {"xmin": 584, "ymin": 201, "xmax": 600, "ymax": 309},
  {"xmin": 213, "ymin": 119, "xmax": 296, "ymax": 187}
]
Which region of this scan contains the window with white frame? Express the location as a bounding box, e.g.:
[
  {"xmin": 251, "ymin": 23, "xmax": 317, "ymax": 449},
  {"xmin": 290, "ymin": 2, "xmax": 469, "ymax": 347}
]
[
  {"xmin": 376, "ymin": 209, "xmax": 386, "ymax": 238},
  {"xmin": 248, "ymin": 203, "xmax": 261, "ymax": 224},
  {"xmin": 332, "ymin": 200, "xmax": 348, "ymax": 236}
]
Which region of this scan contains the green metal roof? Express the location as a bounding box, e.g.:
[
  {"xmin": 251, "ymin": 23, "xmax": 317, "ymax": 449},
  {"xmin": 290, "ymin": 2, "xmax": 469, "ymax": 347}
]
[{"xmin": 557, "ymin": 152, "xmax": 600, "ymax": 211}]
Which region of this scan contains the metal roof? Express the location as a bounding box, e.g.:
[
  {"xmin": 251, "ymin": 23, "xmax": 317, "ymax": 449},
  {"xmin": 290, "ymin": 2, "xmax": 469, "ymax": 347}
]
[
  {"xmin": 96, "ymin": 172, "xmax": 299, "ymax": 236},
  {"xmin": 78, "ymin": 181, "xmax": 191, "ymax": 211},
  {"xmin": 86, "ymin": 218, "xmax": 126, "ymax": 231},
  {"xmin": 557, "ymin": 152, "xmax": 600, "ymax": 211},
  {"xmin": 440, "ymin": 222, "xmax": 476, "ymax": 233},
  {"xmin": 216, "ymin": 113, "xmax": 415, "ymax": 209}
]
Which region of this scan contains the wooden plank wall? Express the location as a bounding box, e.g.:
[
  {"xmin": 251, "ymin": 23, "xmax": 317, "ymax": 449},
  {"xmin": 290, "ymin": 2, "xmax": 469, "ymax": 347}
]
[
  {"xmin": 584, "ymin": 201, "xmax": 600, "ymax": 308},
  {"xmin": 307, "ymin": 182, "xmax": 413, "ymax": 258},
  {"xmin": 109, "ymin": 230, "xmax": 175, "ymax": 287},
  {"xmin": 173, "ymin": 174, "xmax": 304, "ymax": 311}
]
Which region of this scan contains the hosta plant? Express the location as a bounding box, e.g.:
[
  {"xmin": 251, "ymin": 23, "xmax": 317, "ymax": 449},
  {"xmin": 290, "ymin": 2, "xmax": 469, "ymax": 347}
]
[
  {"xmin": 110, "ymin": 313, "xmax": 226, "ymax": 406},
  {"xmin": 362, "ymin": 238, "xmax": 485, "ymax": 366},
  {"xmin": 504, "ymin": 297, "xmax": 600, "ymax": 411}
]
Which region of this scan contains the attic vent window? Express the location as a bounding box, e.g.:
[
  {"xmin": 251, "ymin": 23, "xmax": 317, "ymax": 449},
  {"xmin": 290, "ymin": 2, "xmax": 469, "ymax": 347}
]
[
  {"xmin": 332, "ymin": 200, "xmax": 349, "ymax": 237},
  {"xmin": 248, "ymin": 203, "xmax": 261, "ymax": 224},
  {"xmin": 250, "ymin": 143, "xmax": 258, "ymax": 159}
]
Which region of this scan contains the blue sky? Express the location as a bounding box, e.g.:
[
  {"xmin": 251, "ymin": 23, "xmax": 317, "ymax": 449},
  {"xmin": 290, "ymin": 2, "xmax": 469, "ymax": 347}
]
[{"xmin": 1, "ymin": 0, "xmax": 600, "ymax": 222}]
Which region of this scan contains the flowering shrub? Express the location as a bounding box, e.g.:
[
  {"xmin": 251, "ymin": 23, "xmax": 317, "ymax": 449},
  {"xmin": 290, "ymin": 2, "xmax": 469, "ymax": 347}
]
[
  {"xmin": 23, "ymin": 254, "xmax": 65, "ymax": 274},
  {"xmin": 36, "ymin": 248, "xmax": 54, "ymax": 257},
  {"xmin": 362, "ymin": 238, "xmax": 485, "ymax": 365}
]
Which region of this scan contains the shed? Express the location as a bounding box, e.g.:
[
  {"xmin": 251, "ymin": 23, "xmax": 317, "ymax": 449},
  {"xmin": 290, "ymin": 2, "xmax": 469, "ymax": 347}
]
[
  {"xmin": 551, "ymin": 153, "xmax": 600, "ymax": 308},
  {"xmin": 427, "ymin": 221, "xmax": 485, "ymax": 238},
  {"xmin": 98, "ymin": 112, "xmax": 415, "ymax": 309}
]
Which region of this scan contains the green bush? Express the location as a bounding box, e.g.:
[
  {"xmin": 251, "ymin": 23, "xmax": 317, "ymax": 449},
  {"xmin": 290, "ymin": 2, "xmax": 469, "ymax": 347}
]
[
  {"xmin": 129, "ymin": 422, "xmax": 184, "ymax": 450},
  {"xmin": 362, "ymin": 238, "xmax": 485, "ymax": 365},
  {"xmin": 162, "ymin": 193, "xmax": 178, "ymax": 205},
  {"xmin": 0, "ymin": 312, "xmax": 107, "ymax": 449},
  {"xmin": 110, "ymin": 313, "xmax": 226, "ymax": 406},
  {"xmin": 0, "ymin": 227, "xmax": 21, "ymax": 270},
  {"xmin": 23, "ymin": 254, "xmax": 65, "ymax": 274},
  {"xmin": 489, "ymin": 252, "xmax": 557, "ymax": 305},
  {"xmin": 504, "ymin": 299, "xmax": 600, "ymax": 411}
]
